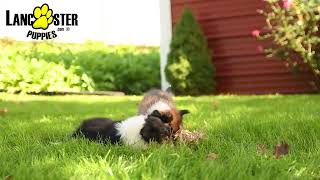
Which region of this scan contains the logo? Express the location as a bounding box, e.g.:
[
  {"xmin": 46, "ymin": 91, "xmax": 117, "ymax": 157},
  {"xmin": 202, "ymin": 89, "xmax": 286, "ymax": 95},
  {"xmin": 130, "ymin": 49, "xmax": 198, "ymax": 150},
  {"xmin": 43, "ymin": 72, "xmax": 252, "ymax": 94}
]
[
  {"xmin": 5, "ymin": 3, "xmax": 78, "ymax": 40},
  {"xmin": 32, "ymin": 4, "xmax": 53, "ymax": 30}
]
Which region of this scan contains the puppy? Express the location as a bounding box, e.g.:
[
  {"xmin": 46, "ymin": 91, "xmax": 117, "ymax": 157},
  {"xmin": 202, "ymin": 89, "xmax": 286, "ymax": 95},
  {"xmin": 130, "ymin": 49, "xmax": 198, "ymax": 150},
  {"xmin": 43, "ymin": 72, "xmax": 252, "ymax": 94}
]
[
  {"xmin": 72, "ymin": 110, "xmax": 172, "ymax": 148},
  {"xmin": 138, "ymin": 89, "xmax": 189, "ymax": 134}
]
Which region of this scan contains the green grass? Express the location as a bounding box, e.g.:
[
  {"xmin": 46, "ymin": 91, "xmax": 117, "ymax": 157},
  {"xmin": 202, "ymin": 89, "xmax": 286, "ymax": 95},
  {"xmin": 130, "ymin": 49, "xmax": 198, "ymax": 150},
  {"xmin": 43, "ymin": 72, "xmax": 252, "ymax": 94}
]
[{"xmin": 0, "ymin": 94, "xmax": 319, "ymax": 180}]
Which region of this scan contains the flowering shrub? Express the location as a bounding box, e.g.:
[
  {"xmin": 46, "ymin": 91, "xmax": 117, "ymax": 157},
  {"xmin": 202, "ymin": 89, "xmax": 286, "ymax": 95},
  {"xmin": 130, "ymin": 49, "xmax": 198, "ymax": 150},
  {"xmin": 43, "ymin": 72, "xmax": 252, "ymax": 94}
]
[{"xmin": 255, "ymin": 0, "xmax": 320, "ymax": 90}]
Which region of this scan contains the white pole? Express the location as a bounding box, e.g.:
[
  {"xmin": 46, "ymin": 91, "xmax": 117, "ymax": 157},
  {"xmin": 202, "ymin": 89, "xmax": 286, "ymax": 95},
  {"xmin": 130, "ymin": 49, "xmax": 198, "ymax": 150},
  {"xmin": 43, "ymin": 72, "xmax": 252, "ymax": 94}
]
[{"xmin": 159, "ymin": 0, "xmax": 172, "ymax": 90}]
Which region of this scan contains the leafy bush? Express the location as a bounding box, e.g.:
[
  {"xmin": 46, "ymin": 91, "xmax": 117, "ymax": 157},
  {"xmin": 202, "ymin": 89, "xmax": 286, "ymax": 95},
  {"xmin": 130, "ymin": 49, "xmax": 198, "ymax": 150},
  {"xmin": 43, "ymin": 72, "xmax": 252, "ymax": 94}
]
[
  {"xmin": 165, "ymin": 8, "xmax": 215, "ymax": 95},
  {"xmin": 256, "ymin": 0, "xmax": 320, "ymax": 90},
  {"xmin": 0, "ymin": 39, "xmax": 160, "ymax": 94},
  {"xmin": 0, "ymin": 56, "xmax": 93, "ymax": 93}
]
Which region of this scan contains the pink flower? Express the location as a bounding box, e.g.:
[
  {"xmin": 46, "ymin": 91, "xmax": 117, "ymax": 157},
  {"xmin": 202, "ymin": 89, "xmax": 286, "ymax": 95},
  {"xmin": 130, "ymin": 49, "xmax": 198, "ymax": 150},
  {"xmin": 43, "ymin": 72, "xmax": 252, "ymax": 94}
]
[
  {"xmin": 283, "ymin": 0, "xmax": 293, "ymax": 9},
  {"xmin": 256, "ymin": 45, "xmax": 264, "ymax": 53},
  {"xmin": 251, "ymin": 30, "xmax": 261, "ymax": 37}
]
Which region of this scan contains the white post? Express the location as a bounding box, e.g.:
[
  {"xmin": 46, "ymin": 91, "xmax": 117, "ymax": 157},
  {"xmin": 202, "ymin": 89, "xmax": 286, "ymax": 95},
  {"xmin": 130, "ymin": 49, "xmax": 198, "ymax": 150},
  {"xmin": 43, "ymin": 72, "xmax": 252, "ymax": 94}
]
[{"xmin": 159, "ymin": 0, "xmax": 172, "ymax": 90}]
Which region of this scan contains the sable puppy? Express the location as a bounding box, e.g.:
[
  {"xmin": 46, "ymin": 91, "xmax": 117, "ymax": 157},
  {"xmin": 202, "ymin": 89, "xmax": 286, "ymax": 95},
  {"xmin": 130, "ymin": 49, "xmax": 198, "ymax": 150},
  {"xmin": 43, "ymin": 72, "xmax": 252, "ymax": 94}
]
[
  {"xmin": 138, "ymin": 89, "xmax": 189, "ymax": 134},
  {"xmin": 72, "ymin": 110, "xmax": 172, "ymax": 147}
]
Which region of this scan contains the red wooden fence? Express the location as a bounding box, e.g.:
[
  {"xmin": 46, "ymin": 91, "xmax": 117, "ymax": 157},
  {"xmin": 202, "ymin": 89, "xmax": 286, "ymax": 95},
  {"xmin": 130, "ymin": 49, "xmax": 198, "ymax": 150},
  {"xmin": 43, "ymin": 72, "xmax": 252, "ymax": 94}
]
[{"xmin": 171, "ymin": 0, "xmax": 316, "ymax": 94}]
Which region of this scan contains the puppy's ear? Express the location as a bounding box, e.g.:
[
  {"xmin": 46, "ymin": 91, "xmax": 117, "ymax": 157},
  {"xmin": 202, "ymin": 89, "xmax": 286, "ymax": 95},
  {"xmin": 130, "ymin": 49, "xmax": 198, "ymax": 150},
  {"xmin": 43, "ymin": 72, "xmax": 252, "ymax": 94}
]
[
  {"xmin": 150, "ymin": 110, "xmax": 161, "ymax": 118},
  {"xmin": 179, "ymin": 109, "xmax": 190, "ymax": 117}
]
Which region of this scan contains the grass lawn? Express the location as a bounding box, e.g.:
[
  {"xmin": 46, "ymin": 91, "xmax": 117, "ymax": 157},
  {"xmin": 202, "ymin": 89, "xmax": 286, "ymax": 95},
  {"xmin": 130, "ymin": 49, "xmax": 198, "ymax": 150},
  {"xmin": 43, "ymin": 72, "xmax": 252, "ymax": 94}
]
[{"xmin": 0, "ymin": 93, "xmax": 319, "ymax": 180}]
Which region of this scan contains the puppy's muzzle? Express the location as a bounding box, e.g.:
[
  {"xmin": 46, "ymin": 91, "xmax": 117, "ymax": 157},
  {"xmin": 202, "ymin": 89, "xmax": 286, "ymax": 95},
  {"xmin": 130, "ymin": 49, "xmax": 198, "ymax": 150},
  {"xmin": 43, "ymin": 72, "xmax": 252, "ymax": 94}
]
[{"xmin": 160, "ymin": 124, "xmax": 172, "ymax": 137}]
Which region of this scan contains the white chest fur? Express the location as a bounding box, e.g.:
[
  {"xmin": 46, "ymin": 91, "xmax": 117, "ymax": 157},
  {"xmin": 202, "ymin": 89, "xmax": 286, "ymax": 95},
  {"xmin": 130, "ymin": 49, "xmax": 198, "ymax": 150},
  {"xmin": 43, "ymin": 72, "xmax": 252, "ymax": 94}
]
[{"xmin": 115, "ymin": 115, "xmax": 147, "ymax": 148}]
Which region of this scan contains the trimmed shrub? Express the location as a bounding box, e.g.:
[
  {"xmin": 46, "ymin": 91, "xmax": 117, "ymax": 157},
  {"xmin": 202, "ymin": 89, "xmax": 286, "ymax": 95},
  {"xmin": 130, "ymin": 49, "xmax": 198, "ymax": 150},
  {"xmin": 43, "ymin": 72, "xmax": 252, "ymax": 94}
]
[{"xmin": 165, "ymin": 8, "xmax": 215, "ymax": 95}]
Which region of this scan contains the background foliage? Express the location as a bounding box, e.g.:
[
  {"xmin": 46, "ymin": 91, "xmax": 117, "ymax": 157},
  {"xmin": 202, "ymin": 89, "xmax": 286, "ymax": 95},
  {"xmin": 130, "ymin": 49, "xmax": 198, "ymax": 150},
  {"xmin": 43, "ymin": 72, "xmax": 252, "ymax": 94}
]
[
  {"xmin": 165, "ymin": 8, "xmax": 215, "ymax": 95},
  {"xmin": 0, "ymin": 39, "xmax": 160, "ymax": 94},
  {"xmin": 257, "ymin": 0, "xmax": 320, "ymax": 90}
]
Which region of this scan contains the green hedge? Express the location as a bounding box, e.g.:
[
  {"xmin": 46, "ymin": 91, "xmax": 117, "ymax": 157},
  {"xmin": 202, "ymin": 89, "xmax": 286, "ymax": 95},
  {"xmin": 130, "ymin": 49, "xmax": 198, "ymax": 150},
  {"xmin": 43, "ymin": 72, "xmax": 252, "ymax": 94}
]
[{"xmin": 0, "ymin": 39, "xmax": 160, "ymax": 94}]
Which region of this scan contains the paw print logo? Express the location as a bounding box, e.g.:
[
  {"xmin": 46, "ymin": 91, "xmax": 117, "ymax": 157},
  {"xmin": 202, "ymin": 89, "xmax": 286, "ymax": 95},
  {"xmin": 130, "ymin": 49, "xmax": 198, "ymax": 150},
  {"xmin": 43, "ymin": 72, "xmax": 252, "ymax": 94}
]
[{"xmin": 32, "ymin": 4, "xmax": 53, "ymax": 30}]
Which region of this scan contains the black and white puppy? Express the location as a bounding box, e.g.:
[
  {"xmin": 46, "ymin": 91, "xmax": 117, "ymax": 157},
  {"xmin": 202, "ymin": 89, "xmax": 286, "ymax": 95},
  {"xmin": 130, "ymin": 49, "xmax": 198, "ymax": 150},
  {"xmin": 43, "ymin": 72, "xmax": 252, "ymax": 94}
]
[{"xmin": 72, "ymin": 110, "xmax": 172, "ymax": 148}]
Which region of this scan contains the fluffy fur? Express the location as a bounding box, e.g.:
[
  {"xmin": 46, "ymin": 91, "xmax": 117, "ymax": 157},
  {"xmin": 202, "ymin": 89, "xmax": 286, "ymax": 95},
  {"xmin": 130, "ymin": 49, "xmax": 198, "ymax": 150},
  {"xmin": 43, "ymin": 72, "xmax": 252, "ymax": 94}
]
[
  {"xmin": 72, "ymin": 110, "xmax": 172, "ymax": 148},
  {"xmin": 138, "ymin": 89, "xmax": 175, "ymax": 114},
  {"xmin": 115, "ymin": 115, "xmax": 147, "ymax": 147},
  {"xmin": 138, "ymin": 89, "xmax": 189, "ymax": 133},
  {"xmin": 146, "ymin": 101, "xmax": 171, "ymax": 115}
]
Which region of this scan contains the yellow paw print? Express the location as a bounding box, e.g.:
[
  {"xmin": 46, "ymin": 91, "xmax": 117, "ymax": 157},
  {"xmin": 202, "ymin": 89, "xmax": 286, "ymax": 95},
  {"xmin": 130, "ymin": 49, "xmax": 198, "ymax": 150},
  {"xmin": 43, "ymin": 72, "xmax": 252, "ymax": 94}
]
[{"xmin": 32, "ymin": 4, "xmax": 53, "ymax": 30}]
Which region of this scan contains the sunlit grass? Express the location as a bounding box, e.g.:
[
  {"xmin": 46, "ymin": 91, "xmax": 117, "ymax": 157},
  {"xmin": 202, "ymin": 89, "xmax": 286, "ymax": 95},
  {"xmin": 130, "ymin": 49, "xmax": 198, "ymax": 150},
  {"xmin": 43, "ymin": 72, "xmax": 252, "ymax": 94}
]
[{"xmin": 0, "ymin": 93, "xmax": 319, "ymax": 179}]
